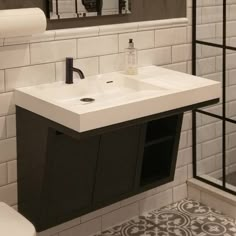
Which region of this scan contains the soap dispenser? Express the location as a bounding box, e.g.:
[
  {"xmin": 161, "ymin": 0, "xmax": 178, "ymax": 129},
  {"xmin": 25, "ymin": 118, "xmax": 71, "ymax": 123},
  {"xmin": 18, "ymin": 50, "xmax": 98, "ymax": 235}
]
[{"xmin": 125, "ymin": 39, "xmax": 138, "ymax": 75}]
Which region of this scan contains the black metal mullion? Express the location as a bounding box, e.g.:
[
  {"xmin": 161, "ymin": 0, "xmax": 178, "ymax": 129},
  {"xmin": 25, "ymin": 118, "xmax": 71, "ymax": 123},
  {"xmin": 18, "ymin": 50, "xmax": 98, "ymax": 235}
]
[
  {"xmin": 75, "ymin": 0, "xmax": 78, "ymax": 16},
  {"xmin": 196, "ymin": 109, "xmax": 236, "ymax": 125},
  {"xmin": 192, "ymin": 0, "xmax": 197, "ymax": 180},
  {"xmin": 192, "ymin": 110, "xmax": 197, "ymax": 178},
  {"xmin": 192, "ymin": 0, "xmax": 197, "ymax": 76},
  {"xmin": 225, "ymin": 45, "xmax": 236, "ymax": 51},
  {"xmin": 196, "ymin": 40, "xmax": 236, "ymax": 51},
  {"xmin": 196, "ymin": 40, "xmax": 224, "ymax": 49},
  {"xmin": 56, "ymin": 0, "xmax": 59, "ymax": 19},
  {"xmin": 195, "ymin": 176, "xmax": 236, "ymax": 195},
  {"xmin": 222, "ymin": 0, "xmax": 227, "ymax": 189}
]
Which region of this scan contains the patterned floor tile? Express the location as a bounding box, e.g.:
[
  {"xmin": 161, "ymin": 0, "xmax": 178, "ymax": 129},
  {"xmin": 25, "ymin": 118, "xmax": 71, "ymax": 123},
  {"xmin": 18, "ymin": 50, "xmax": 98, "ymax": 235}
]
[
  {"xmin": 144, "ymin": 199, "xmax": 236, "ymax": 236},
  {"xmin": 95, "ymin": 216, "xmax": 156, "ymax": 236},
  {"xmin": 95, "ymin": 199, "xmax": 236, "ymax": 236}
]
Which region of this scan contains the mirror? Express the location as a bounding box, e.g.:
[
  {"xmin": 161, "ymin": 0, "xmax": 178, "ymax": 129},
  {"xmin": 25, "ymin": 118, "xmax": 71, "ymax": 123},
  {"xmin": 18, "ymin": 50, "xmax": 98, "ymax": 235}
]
[{"xmin": 49, "ymin": 0, "xmax": 131, "ymax": 20}]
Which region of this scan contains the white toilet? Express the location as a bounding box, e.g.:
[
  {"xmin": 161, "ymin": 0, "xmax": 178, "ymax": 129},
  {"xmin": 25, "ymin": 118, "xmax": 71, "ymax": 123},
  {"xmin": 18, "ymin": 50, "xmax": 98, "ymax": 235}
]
[{"xmin": 0, "ymin": 202, "xmax": 36, "ymax": 236}]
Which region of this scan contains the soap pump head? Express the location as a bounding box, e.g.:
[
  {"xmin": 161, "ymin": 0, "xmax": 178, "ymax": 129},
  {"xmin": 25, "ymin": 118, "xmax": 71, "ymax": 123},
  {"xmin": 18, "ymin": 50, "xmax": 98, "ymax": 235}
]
[{"xmin": 128, "ymin": 38, "xmax": 134, "ymax": 48}]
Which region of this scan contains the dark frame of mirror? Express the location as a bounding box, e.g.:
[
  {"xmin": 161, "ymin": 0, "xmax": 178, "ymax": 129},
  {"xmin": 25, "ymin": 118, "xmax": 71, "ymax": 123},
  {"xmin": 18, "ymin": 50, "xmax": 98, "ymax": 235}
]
[
  {"xmin": 48, "ymin": 0, "xmax": 131, "ymax": 20},
  {"xmin": 0, "ymin": 0, "xmax": 186, "ymax": 30}
]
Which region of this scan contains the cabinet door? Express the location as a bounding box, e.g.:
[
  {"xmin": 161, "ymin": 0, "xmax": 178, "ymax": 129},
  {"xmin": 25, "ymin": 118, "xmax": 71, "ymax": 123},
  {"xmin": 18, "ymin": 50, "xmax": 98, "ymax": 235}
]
[
  {"xmin": 93, "ymin": 125, "xmax": 140, "ymax": 207},
  {"xmin": 41, "ymin": 129, "xmax": 100, "ymax": 229}
]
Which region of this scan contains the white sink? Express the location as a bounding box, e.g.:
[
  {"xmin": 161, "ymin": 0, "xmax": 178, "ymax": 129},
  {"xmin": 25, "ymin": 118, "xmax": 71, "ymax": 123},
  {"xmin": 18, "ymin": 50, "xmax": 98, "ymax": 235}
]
[
  {"xmin": 43, "ymin": 74, "xmax": 166, "ymax": 107},
  {"xmin": 15, "ymin": 66, "xmax": 221, "ymax": 132}
]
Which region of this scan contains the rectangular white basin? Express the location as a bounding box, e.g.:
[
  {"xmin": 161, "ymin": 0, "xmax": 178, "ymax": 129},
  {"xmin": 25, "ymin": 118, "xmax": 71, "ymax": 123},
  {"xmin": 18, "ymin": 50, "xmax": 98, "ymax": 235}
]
[
  {"xmin": 44, "ymin": 74, "xmax": 166, "ymax": 108},
  {"xmin": 15, "ymin": 66, "xmax": 221, "ymax": 132}
]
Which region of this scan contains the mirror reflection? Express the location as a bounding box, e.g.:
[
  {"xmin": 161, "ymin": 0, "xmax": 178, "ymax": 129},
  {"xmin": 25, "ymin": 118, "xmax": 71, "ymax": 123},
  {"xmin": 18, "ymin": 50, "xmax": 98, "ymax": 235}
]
[{"xmin": 49, "ymin": 0, "xmax": 131, "ymax": 19}]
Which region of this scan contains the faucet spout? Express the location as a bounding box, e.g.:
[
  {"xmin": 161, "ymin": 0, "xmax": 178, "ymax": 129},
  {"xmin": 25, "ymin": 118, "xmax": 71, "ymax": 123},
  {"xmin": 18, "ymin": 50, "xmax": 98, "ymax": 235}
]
[
  {"xmin": 73, "ymin": 67, "xmax": 85, "ymax": 79},
  {"xmin": 65, "ymin": 57, "xmax": 85, "ymax": 84}
]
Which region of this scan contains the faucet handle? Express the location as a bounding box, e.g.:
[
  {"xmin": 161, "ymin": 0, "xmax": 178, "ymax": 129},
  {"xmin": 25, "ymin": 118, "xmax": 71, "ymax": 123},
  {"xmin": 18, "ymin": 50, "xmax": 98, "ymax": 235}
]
[
  {"xmin": 66, "ymin": 57, "xmax": 74, "ymax": 84},
  {"xmin": 66, "ymin": 57, "xmax": 73, "ymax": 68}
]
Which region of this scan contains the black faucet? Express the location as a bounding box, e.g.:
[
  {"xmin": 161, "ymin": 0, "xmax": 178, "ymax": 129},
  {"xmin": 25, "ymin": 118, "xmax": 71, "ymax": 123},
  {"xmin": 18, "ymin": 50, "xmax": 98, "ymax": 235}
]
[{"xmin": 65, "ymin": 57, "xmax": 85, "ymax": 84}]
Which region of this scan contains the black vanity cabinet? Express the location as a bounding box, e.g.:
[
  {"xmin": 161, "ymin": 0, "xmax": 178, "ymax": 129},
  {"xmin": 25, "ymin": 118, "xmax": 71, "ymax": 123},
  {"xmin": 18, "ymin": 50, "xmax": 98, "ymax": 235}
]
[
  {"xmin": 16, "ymin": 107, "xmax": 184, "ymax": 232},
  {"xmin": 93, "ymin": 125, "xmax": 141, "ymax": 208},
  {"xmin": 42, "ymin": 130, "xmax": 100, "ymax": 228}
]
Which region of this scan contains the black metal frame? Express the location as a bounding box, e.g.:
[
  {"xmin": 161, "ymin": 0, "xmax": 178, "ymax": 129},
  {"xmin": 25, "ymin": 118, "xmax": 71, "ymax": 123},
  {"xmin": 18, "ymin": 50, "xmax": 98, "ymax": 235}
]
[
  {"xmin": 192, "ymin": 0, "xmax": 236, "ymax": 195},
  {"xmin": 48, "ymin": 0, "xmax": 131, "ymax": 20}
]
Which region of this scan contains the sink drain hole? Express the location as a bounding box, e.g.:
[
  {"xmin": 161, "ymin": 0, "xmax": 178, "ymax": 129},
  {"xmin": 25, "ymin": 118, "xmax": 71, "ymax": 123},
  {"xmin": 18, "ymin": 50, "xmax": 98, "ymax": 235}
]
[{"xmin": 80, "ymin": 98, "xmax": 95, "ymax": 103}]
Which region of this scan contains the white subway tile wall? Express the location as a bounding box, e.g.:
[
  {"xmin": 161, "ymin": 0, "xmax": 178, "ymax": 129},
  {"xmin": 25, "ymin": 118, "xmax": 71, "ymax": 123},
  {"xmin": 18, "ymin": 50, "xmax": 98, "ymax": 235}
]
[
  {"xmin": 0, "ymin": 116, "xmax": 6, "ymax": 140},
  {"xmin": 173, "ymin": 183, "xmax": 188, "ymax": 202},
  {"xmin": 99, "ymin": 53, "xmax": 125, "ymax": 73},
  {"xmin": 5, "ymin": 64, "xmax": 56, "ymax": 92},
  {"xmin": 155, "ymin": 27, "xmax": 187, "ymax": 47},
  {"xmin": 30, "ymin": 40, "xmax": 77, "ymax": 64},
  {"xmin": 6, "ymin": 115, "xmax": 16, "ymax": 138},
  {"xmin": 0, "ymin": 138, "xmax": 17, "ymax": 164},
  {"xmin": 139, "ymin": 189, "xmax": 173, "ymax": 214},
  {"xmin": 101, "ymin": 202, "xmax": 139, "ymax": 231},
  {"xmin": 0, "ymin": 92, "xmax": 15, "ymax": 116},
  {"xmin": 0, "ymin": 183, "xmax": 17, "ymax": 206},
  {"xmin": 0, "ymin": 45, "xmax": 30, "ymax": 70},
  {"xmin": 0, "ymin": 70, "xmax": 4, "ymax": 93},
  {"xmin": 0, "ymin": 163, "xmax": 7, "ymax": 187},
  {"xmin": 138, "ymin": 47, "xmax": 172, "ymax": 66},
  {"xmin": 77, "ymin": 35, "xmax": 119, "ymax": 58},
  {"xmin": 0, "ymin": 1, "xmax": 225, "ymax": 235}
]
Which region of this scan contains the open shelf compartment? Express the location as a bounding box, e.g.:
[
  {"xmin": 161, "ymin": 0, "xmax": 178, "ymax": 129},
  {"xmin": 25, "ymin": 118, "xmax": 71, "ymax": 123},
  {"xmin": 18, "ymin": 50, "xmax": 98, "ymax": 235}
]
[
  {"xmin": 140, "ymin": 114, "xmax": 183, "ymax": 188},
  {"xmin": 141, "ymin": 138, "xmax": 175, "ymax": 186},
  {"xmin": 145, "ymin": 115, "xmax": 179, "ymax": 143}
]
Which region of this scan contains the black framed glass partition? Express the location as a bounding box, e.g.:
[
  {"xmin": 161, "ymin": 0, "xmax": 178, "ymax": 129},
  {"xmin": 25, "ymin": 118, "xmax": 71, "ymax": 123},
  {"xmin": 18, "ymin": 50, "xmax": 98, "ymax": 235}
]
[{"xmin": 192, "ymin": 0, "xmax": 236, "ymax": 195}]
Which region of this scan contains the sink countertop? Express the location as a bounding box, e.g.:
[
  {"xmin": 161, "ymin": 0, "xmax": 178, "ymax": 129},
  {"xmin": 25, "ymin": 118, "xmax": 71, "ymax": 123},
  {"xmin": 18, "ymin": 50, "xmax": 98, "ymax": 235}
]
[{"xmin": 15, "ymin": 66, "xmax": 221, "ymax": 132}]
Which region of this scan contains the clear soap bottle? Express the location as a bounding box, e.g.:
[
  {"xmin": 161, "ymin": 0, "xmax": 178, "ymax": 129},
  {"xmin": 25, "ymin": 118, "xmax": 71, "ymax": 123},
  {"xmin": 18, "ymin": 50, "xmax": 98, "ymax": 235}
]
[{"xmin": 125, "ymin": 39, "xmax": 138, "ymax": 75}]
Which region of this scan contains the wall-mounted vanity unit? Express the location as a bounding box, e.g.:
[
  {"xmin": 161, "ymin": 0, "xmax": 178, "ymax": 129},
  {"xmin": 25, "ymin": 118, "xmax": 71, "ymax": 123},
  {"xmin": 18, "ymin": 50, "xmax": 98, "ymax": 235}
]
[{"xmin": 15, "ymin": 66, "xmax": 220, "ymax": 232}]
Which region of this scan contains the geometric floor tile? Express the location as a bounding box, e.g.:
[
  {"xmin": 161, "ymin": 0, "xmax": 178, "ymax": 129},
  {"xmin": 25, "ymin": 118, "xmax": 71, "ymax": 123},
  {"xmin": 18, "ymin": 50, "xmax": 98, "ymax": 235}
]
[{"xmin": 95, "ymin": 199, "xmax": 236, "ymax": 236}]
